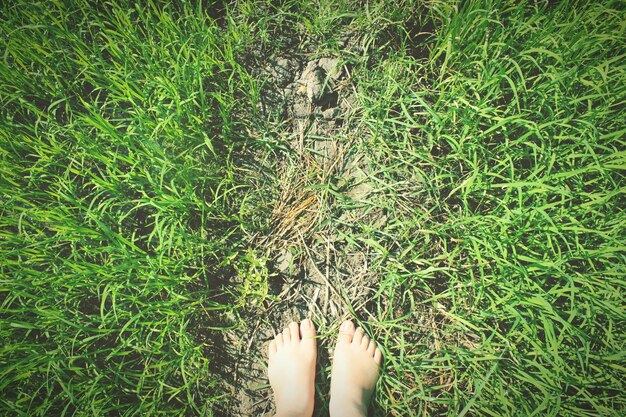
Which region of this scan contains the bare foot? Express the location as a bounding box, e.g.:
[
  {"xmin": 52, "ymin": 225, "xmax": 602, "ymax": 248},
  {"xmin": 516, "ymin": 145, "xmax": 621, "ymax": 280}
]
[
  {"xmin": 268, "ymin": 319, "xmax": 317, "ymax": 417},
  {"xmin": 329, "ymin": 320, "xmax": 382, "ymax": 417}
]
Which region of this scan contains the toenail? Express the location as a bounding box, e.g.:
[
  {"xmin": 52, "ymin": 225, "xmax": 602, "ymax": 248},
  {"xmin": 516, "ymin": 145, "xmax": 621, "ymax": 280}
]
[
  {"xmin": 302, "ymin": 319, "xmax": 311, "ymax": 329},
  {"xmin": 341, "ymin": 321, "xmax": 350, "ymax": 330}
]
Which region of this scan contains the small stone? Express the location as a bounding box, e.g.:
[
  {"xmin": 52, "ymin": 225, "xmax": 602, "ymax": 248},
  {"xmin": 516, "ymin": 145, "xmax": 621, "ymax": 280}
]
[
  {"xmin": 292, "ymin": 96, "xmax": 310, "ymax": 118},
  {"xmin": 322, "ymin": 107, "xmax": 339, "ymax": 119},
  {"xmin": 305, "ymin": 68, "xmax": 325, "ymax": 102},
  {"xmin": 276, "ymin": 249, "xmax": 294, "ymax": 273},
  {"xmin": 318, "ymin": 57, "xmax": 341, "ymax": 80}
]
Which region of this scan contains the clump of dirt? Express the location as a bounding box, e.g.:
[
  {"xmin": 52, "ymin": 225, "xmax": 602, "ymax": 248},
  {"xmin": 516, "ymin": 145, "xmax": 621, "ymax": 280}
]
[
  {"xmin": 258, "ymin": 53, "xmax": 357, "ymax": 137},
  {"xmin": 286, "ymin": 57, "xmax": 342, "ymax": 118}
]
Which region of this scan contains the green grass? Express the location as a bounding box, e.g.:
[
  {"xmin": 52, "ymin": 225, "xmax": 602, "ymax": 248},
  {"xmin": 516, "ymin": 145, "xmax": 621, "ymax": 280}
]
[
  {"xmin": 0, "ymin": 1, "xmax": 267, "ymax": 415},
  {"xmin": 350, "ymin": 1, "xmax": 626, "ymax": 415},
  {"xmin": 1, "ymin": 0, "xmax": 625, "ymax": 416}
]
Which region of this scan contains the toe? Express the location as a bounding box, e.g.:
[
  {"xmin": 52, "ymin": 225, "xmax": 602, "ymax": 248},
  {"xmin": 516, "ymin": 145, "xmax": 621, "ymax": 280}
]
[
  {"xmin": 300, "ymin": 319, "xmax": 316, "ymax": 346},
  {"xmin": 282, "ymin": 327, "xmax": 291, "ymax": 343},
  {"xmin": 268, "ymin": 340, "xmax": 277, "ymax": 358},
  {"xmin": 361, "ymin": 334, "xmax": 370, "ymax": 349},
  {"xmin": 353, "ymin": 326, "xmax": 364, "ymax": 345},
  {"xmin": 367, "ymin": 339, "xmax": 376, "ymax": 356},
  {"xmin": 275, "ymin": 333, "xmax": 284, "ymax": 348},
  {"xmin": 337, "ymin": 320, "xmax": 355, "ymax": 345},
  {"xmin": 289, "ymin": 321, "xmax": 300, "ymax": 341},
  {"xmin": 374, "ymin": 347, "xmax": 383, "ymax": 365}
]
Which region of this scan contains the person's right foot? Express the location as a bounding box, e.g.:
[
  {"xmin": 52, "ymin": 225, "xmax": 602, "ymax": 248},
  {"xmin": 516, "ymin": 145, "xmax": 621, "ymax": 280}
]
[
  {"xmin": 329, "ymin": 320, "xmax": 382, "ymax": 417},
  {"xmin": 268, "ymin": 320, "xmax": 317, "ymax": 417}
]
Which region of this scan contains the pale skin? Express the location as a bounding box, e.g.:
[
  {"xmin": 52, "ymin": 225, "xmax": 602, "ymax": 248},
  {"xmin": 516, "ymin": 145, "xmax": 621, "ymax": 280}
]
[{"xmin": 267, "ymin": 319, "xmax": 382, "ymax": 417}]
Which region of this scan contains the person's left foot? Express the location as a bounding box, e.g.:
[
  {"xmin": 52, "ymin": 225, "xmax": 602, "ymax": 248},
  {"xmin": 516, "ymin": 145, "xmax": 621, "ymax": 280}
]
[
  {"xmin": 329, "ymin": 320, "xmax": 382, "ymax": 417},
  {"xmin": 268, "ymin": 320, "xmax": 317, "ymax": 417}
]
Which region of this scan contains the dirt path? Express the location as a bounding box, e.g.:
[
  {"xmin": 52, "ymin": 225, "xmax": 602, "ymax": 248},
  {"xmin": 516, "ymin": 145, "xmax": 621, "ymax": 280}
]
[{"xmin": 212, "ymin": 45, "xmax": 381, "ymax": 415}]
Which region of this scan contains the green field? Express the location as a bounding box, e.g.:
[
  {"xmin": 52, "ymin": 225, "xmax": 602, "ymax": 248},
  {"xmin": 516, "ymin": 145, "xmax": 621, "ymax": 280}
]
[{"xmin": 1, "ymin": 0, "xmax": 624, "ymax": 416}]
